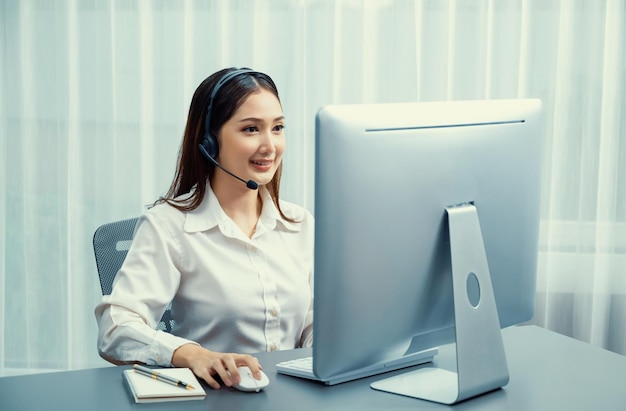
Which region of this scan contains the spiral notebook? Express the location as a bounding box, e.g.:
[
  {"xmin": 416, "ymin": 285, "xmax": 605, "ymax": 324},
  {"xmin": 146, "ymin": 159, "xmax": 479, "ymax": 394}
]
[{"xmin": 123, "ymin": 367, "xmax": 206, "ymax": 403}]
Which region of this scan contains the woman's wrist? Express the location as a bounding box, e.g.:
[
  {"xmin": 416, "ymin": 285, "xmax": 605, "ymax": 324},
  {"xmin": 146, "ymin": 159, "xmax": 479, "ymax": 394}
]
[{"xmin": 171, "ymin": 342, "xmax": 204, "ymax": 367}]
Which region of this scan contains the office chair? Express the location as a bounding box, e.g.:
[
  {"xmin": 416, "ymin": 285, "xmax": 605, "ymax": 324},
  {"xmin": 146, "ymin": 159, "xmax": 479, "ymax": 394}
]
[{"xmin": 93, "ymin": 217, "xmax": 174, "ymax": 333}]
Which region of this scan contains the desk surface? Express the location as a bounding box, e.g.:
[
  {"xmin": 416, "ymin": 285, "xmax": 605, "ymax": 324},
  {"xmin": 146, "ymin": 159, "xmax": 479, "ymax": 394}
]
[{"xmin": 1, "ymin": 326, "xmax": 625, "ymax": 411}]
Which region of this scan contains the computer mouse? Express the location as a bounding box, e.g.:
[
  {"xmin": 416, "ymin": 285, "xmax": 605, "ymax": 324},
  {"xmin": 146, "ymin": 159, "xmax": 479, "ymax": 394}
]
[{"xmin": 232, "ymin": 366, "xmax": 270, "ymax": 392}]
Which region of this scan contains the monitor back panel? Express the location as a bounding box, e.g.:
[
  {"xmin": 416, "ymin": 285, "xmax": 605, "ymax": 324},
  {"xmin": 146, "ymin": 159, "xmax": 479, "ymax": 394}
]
[{"xmin": 312, "ymin": 99, "xmax": 543, "ymax": 380}]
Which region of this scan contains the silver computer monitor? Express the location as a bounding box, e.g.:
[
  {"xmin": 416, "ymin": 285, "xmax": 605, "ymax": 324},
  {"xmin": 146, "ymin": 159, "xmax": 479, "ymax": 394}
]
[{"xmin": 312, "ymin": 99, "xmax": 543, "ymax": 404}]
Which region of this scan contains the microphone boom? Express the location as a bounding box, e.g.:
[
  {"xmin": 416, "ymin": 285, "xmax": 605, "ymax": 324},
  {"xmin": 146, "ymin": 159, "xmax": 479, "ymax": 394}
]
[{"xmin": 199, "ymin": 144, "xmax": 259, "ymax": 190}]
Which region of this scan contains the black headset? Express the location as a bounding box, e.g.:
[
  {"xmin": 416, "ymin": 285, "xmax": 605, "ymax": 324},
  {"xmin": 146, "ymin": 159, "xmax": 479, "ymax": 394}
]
[
  {"xmin": 198, "ymin": 68, "xmax": 261, "ymax": 190},
  {"xmin": 199, "ymin": 68, "xmax": 257, "ymax": 159}
]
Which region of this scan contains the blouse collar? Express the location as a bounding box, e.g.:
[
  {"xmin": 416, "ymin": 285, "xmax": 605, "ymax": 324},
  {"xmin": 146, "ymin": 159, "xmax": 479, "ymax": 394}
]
[{"xmin": 183, "ymin": 183, "xmax": 301, "ymax": 234}]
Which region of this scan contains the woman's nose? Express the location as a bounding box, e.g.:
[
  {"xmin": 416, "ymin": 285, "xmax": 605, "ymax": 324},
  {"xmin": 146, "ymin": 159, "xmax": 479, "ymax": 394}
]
[{"xmin": 259, "ymin": 129, "xmax": 276, "ymax": 152}]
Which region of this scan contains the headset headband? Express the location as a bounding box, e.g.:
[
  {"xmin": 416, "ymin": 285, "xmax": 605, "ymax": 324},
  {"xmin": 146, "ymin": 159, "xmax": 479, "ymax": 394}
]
[{"xmin": 205, "ymin": 68, "xmax": 257, "ymax": 136}]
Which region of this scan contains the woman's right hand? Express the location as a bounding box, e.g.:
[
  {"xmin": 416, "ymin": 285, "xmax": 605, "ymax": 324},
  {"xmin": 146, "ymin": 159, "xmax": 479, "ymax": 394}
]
[{"xmin": 171, "ymin": 343, "xmax": 263, "ymax": 390}]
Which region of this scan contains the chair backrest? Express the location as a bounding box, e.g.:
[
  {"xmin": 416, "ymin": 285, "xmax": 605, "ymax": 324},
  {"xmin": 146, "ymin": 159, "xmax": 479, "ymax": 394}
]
[
  {"xmin": 93, "ymin": 217, "xmax": 173, "ymax": 332},
  {"xmin": 93, "ymin": 217, "xmax": 138, "ymax": 295}
]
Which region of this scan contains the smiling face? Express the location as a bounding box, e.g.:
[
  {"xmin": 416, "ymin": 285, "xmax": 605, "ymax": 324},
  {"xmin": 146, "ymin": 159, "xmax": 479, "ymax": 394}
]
[{"xmin": 215, "ymin": 88, "xmax": 286, "ymax": 190}]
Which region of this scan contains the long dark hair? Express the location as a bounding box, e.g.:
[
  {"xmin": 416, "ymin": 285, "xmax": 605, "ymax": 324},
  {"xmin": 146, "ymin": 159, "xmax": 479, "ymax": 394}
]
[{"xmin": 155, "ymin": 68, "xmax": 294, "ymax": 222}]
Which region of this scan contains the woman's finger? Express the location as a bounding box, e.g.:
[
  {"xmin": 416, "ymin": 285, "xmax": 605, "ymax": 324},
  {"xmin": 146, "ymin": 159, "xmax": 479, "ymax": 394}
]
[
  {"xmin": 237, "ymin": 355, "xmax": 263, "ymax": 379},
  {"xmin": 196, "ymin": 367, "xmax": 221, "ymax": 390}
]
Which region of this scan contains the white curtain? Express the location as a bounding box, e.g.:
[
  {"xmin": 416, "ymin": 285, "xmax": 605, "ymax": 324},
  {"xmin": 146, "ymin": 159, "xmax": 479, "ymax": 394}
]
[{"xmin": 1, "ymin": 0, "xmax": 624, "ymax": 374}]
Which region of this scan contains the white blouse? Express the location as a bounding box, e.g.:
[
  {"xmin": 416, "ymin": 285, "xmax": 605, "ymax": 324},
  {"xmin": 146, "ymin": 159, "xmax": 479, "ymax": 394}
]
[{"xmin": 95, "ymin": 186, "xmax": 314, "ymax": 366}]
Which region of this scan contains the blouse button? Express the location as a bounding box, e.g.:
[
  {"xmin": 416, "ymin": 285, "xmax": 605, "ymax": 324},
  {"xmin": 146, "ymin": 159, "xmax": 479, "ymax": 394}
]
[{"xmin": 269, "ymin": 344, "xmax": 277, "ymax": 351}]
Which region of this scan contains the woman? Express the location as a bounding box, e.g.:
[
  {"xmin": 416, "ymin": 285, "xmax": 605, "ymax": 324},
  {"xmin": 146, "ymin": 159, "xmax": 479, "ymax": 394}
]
[{"xmin": 95, "ymin": 68, "xmax": 314, "ymax": 390}]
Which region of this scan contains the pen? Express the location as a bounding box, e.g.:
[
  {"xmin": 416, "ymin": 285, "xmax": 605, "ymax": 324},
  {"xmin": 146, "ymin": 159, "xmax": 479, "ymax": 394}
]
[{"xmin": 132, "ymin": 364, "xmax": 195, "ymax": 390}]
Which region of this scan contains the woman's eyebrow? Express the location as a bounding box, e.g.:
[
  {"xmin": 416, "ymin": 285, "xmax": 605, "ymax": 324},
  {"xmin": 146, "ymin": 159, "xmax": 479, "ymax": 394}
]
[{"xmin": 238, "ymin": 115, "xmax": 285, "ymax": 123}]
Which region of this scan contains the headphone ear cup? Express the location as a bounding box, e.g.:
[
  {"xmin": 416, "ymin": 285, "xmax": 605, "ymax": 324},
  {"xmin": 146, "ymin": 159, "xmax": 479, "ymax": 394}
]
[
  {"xmin": 202, "ymin": 69, "xmax": 254, "ymax": 161},
  {"xmin": 202, "ymin": 133, "xmax": 219, "ymax": 158}
]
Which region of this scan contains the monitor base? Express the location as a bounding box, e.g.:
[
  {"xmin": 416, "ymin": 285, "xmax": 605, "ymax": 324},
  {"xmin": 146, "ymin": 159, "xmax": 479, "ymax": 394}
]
[{"xmin": 371, "ymin": 204, "xmax": 509, "ymax": 404}]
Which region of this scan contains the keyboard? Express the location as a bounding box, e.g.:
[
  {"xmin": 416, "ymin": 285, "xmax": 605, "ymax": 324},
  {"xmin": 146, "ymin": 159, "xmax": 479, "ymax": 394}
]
[
  {"xmin": 276, "ymin": 347, "xmax": 438, "ymax": 385},
  {"xmin": 276, "ymin": 356, "xmax": 316, "ymax": 378}
]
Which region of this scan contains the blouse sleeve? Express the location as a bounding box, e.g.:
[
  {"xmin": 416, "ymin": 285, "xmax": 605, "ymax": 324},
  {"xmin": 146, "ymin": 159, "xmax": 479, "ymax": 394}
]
[
  {"xmin": 299, "ymin": 295, "xmax": 314, "ymax": 348},
  {"xmin": 94, "ymin": 212, "xmax": 197, "ymax": 366},
  {"xmin": 298, "ymin": 220, "xmax": 315, "ymax": 348}
]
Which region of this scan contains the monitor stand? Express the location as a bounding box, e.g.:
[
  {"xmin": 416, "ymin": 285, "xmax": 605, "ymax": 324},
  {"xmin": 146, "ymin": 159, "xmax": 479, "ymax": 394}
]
[{"xmin": 371, "ymin": 203, "xmax": 509, "ymax": 404}]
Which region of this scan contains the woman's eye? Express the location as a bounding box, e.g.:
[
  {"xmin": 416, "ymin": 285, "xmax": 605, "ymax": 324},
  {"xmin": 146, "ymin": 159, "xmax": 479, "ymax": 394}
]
[
  {"xmin": 243, "ymin": 126, "xmax": 258, "ymax": 133},
  {"xmin": 273, "ymin": 124, "xmax": 285, "ymax": 132}
]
